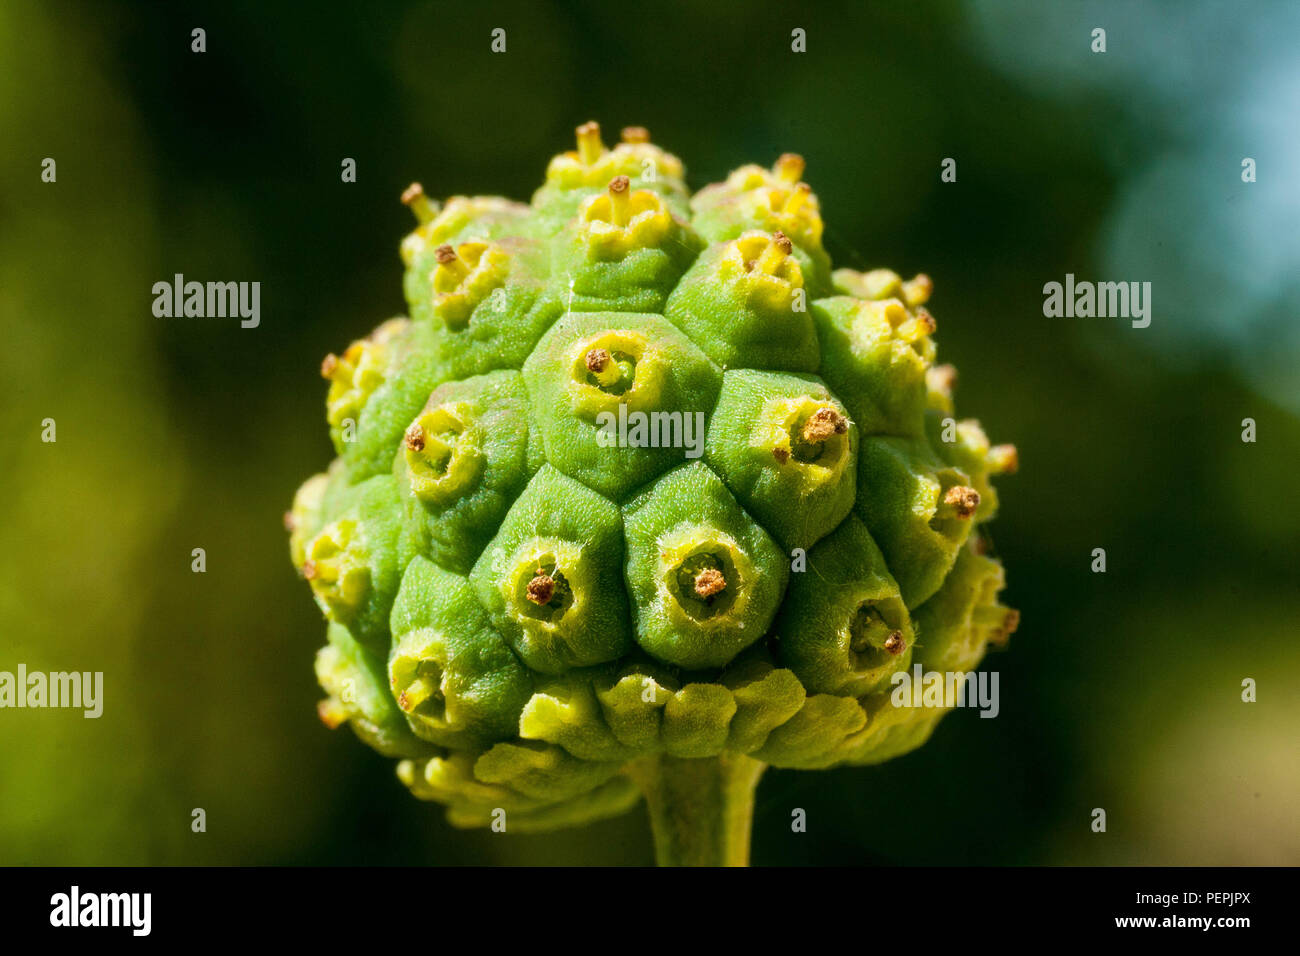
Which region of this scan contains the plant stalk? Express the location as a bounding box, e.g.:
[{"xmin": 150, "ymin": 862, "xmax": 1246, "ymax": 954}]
[{"xmin": 626, "ymin": 753, "xmax": 766, "ymax": 867}]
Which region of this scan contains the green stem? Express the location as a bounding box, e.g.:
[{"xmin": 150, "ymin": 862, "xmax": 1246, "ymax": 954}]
[{"xmin": 626, "ymin": 753, "xmax": 766, "ymax": 867}]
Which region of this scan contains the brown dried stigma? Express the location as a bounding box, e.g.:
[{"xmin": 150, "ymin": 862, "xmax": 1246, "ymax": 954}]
[
  {"xmin": 989, "ymin": 444, "xmax": 1020, "ymax": 474},
  {"xmin": 526, "ymin": 572, "xmax": 556, "ymax": 606},
  {"xmin": 575, "ymin": 121, "xmax": 605, "ymax": 165},
  {"xmin": 943, "ymin": 485, "xmax": 981, "ymax": 519},
  {"xmin": 401, "ymin": 182, "xmax": 436, "ymax": 222},
  {"xmin": 694, "ymin": 568, "xmax": 727, "ymax": 599},
  {"xmin": 927, "ymin": 363, "xmax": 957, "ymax": 395},
  {"xmin": 404, "ymin": 423, "xmax": 425, "ymax": 452},
  {"xmin": 802, "ymin": 407, "xmax": 848, "ymax": 444}
]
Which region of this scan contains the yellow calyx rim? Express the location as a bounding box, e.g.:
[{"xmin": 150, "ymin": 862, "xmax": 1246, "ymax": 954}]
[
  {"xmin": 724, "ymin": 153, "xmax": 808, "ymax": 193},
  {"xmin": 389, "ymin": 629, "xmax": 463, "ymax": 732},
  {"xmin": 755, "ymin": 395, "xmax": 853, "ymax": 488},
  {"xmin": 566, "ymin": 329, "xmax": 668, "ymax": 417},
  {"xmin": 847, "ymin": 298, "xmax": 937, "ymax": 366},
  {"xmin": 834, "ymin": 268, "xmax": 934, "ymax": 308},
  {"xmin": 287, "ymin": 473, "xmax": 329, "ymax": 567},
  {"xmin": 500, "ymin": 539, "xmax": 586, "ymax": 636},
  {"xmin": 719, "ymin": 230, "xmax": 805, "ymax": 310},
  {"xmin": 302, "ymin": 519, "xmax": 370, "ymax": 620},
  {"xmin": 655, "ymin": 524, "xmax": 754, "ymax": 625},
  {"xmin": 545, "ymin": 120, "xmax": 686, "ymax": 190},
  {"xmin": 838, "ymin": 590, "xmax": 913, "ymax": 692},
  {"xmin": 402, "ymin": 400, "xmax": 484, "ymax": 506},
  {"xmin": 738, "ymin": 180, "xmax": 824, "ymax": 247},
  {"xmin": 430, "ymin": 240, "xmax": 510, "ymax": 329},
  {"xmin": 321, "ymin": 321, "xmax": 403, "ymax": 429},
  {"xmin": 400, "ymin": 195, "xmax": 528, "ymax": 267},
  {"xmin": 579, "ymin": 180, "xmax": 672, "ymax": 256}
]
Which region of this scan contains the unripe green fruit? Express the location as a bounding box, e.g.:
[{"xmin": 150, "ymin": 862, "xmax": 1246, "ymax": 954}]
[{"xmin": 289, "ymin": 123, "xmax": 1019, "ymax": 864}]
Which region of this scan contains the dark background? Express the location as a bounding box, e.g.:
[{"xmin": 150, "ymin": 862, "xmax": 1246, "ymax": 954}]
[{"xmin": 2, "ymin": 0, "xmax": 1297, "ymax": 865}]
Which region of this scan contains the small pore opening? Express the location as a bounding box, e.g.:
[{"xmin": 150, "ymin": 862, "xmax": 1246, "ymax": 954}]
[
  {"xmin": 397, "ymin": 659, "xmax": 446, "ymax": 723},
  {"xmin": 929, "ymin": 472, "xmax": 980, "ymax": 536},
  {"xmin": 415, "ymin": 436, "xmax": 455, "ymax": 478},
  {"xmin": 426, "ymin": 442, "xmax": 454, "ymax": 477},
  {"xmin": 788, "ymin": 406, "xmax": 848, "ymax": 464},
  {"xmin": 406, "ymin": 413, "xmax": 465, "ymax": 480},
  {"xmin": 518, "ymin": 560, "xmax": 573, "ymax": 622},
  {"xmin": 848, "ymin": 602, "xmax": 904, "ymax": 668},
  {"xmin": 671, "ymin": 550, "xmax": 738, "ymax": 620},
  {"xmin": 584, "ymin": 349, "xmax": 637, "ymax": 395}
]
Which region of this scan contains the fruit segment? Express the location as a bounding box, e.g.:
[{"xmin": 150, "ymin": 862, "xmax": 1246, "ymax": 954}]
[
  {"xmin": 811, "ymin": 295, "xmax": 934, "ymax": 438},
  {"xmin": 389, "ymin": 556, "xmax": 533, "ymax": 747},
  {"xmin": 664, "ymin": 231, "xmax": 821, "ymax": 372},
  {"xmin": 299, "ymin": 475, "xmax": 416, "ymax": 656},
  {"xmin": 622, "ymin": 462, "xmax": 787, "ymax": 669},
  {"xmin": 775, "ymin": 515, "xmax": 914, "ymax": 696},
  {"xmin": 690, "ymin": 154, "xmax": 832, "ymax": 294},
  {"xmin": 470, "ymin": 465, "xmax": 633, "ymax": 673},
  {"xmin": 855, "ymin": 436, "xmax": 978, "ymax": 608},
  {"xmin": 703, "ymin": 369, "xmax": 857, "ymax": 552},
  {"xmin": 522, "ymin": 311, "xmax": 721, "ymax": 501},
  {"xmin": 532, "ymin": 122, "xmax": 691, "ymax": 229},
  {"xmin": 549, "ymin": 177, "xmax": 704, "ymax": 315},
  {"xmin": 396, "ymin": 370, "xmax": 542, "ymax": 574},
  {"xmin": 315, "ymin": 622, "xmax": 436, "ymax": 759}
]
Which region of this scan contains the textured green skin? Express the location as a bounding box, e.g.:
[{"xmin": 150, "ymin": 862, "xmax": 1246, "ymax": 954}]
[
  {"xmin": 522, "ymin": 311, "xmax": 721, "ymax": 500},
  {"xmin": 390, "ymin": 556, "xmax": 533, "ymax": 747},
  {"xmin": 623, "ymin": 461, "xmax": 788, "ymax": 669},
  {"xmin": 395, "ymin": 370, "xmax": 544, "ymax": 574},
  {"xmin": 289, "ymin": 129, "xmax": 1017, "ymax": 833},
  {"xmin": 664, "ymin": 244, "xmax": 821, "ymax": 371},
  {"xmin": 855, "ymin": 436, "xmax": 972, "ymax": 609},
  {"xmin": 774, "ymin": 515, "xmax": 914, "ymax": 697},
  {"xmin": 811, "ymin": 296, "xmax": 930, "ymax": 437},
  {"xmin": 471, "ymin": 465, "xmax": 634, "ymax": 673},
  {"xmin": 704, "ymin": 369, "xmax": 857, "ymax": 552}
]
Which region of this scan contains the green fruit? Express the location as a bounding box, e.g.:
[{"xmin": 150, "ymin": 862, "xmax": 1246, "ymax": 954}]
[{"xmin": 289, "ymin": 122, "xmax": 1019, "ymax": 865}]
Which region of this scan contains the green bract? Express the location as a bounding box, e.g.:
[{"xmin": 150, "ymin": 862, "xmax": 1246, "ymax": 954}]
[{"xmin": 289, "ymin": 123, "xmax": 1019, "ymax": 865}]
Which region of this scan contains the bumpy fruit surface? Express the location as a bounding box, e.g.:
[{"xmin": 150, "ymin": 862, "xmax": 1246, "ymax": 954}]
[{"xmin": 289, "ymin": 123, "xmax": 1019, "ymax": 856}]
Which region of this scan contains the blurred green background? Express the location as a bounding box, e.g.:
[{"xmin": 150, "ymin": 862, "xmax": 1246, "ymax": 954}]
[{"xmin": 2, "ymin": 0, "xmax": 1297, "ymax": 865}]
